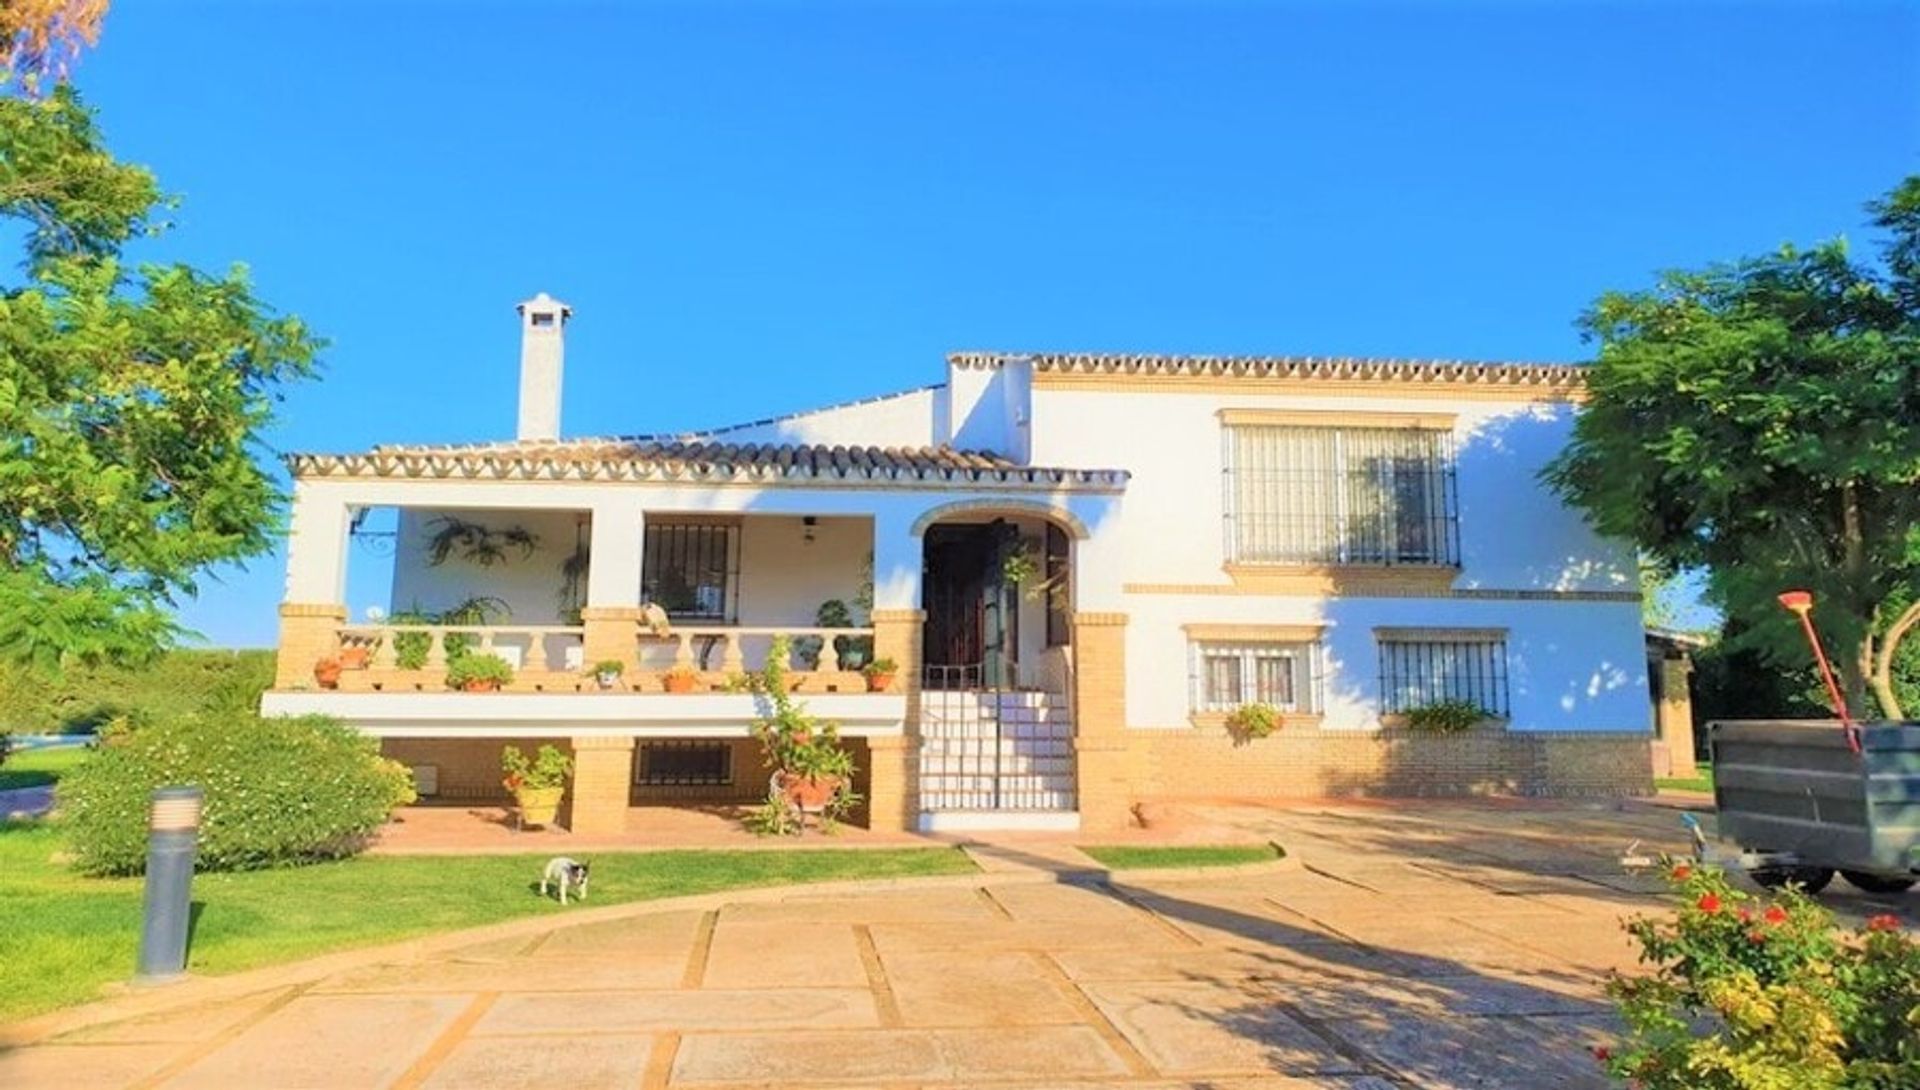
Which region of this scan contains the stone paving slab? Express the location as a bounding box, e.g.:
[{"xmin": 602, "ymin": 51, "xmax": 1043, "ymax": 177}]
[
  {"xmin": 670, "ymin": 1025, "xmax": 1131, "ymax": 1084},
  {"xmin": 315, "ymin": 950, "xmax": 690, "ymax": 992},
  {"xmin": 0, "ymin": 1043, "xmax": 178, "ymax": 1088},
  {"xmin": 472, "ymin": 988, "xmax": 880, "ymax": 1034},
  {"xmin": 420, "ymin": 1034, "xmax": 653, "ymax": 1090},
  {"xmin": 157, "ymin": 993, "xmax": 471, "ymax": 1089},
  {"xmin": 879, "ymin": 949, "xmax": 1084, "ymax": 1027},
  {"xmin": 1082, "ymin": 980, "xmax": 1359, "ymax": 1078},
  {"xmin": 699, "ymin": 921, "xmax": 868, "ymax": 989}
]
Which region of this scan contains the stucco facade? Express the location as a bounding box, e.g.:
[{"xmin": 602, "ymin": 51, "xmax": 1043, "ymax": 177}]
[{"xmin": 264, "ymin": 299, "xmax": 1653, "ymax": 835}]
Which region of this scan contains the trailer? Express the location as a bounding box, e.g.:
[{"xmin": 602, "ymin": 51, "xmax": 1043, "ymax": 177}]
[{"xmin": 1703, "ymin": 719, "xmax": 1920, "ymax": 895}]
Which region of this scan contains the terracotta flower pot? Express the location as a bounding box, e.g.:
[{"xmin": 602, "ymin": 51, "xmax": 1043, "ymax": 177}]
[
  {"xmin": 515, "ymin": 786, "xmax": 564, "ymax": 827},
  {"xmin": 313, "ymin": 658, "xmax": 343, "ymax": 689},
  {"xmin": 864, "ymin": 672, "xmax": 895, "ymax": 693},
  {"xmin": 776, "ymin": 771, "xmax": 844, "ymax": 810},
  {"xmin": 462, "ymin": 678, "xmax": 502, "ymax": 692},
  {"xmin": 338, "ymin": 646, "xmax": 371, "ymax": 670},
  {"xmin": 664, "ymin": 673, "xmax": 698, "ymax": 694}
]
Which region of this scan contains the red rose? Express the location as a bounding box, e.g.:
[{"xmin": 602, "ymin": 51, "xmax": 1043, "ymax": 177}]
[
  {"xmin": 1670, "ymin": 864, "xmax": 1692, "ymax": 881},
  {"xmin": 1591, "ymin": 1045, "xmax": 1612, "ymax": 1062},
  {"xmin": 1747, "ymin": 929, "xmax": 1768, "ymax": 944},
  {"xmin": 1736, "ymin": 907, "xmax": 1753, "ymax": 923},
  {"xmin": 1697, "ymin": 893, "xmax": 1722, "ymax": 914},
  {"xmin": 1866, "ymin": 914, "xmax": 1902, "ymax": 933},
  {"xmin": 1763, "ymin": 905, "xmax": 1789, "ymax": 926}
]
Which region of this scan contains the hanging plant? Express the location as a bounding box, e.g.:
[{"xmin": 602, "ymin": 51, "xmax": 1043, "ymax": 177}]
[{"xmin": 423, "ymin": 516, "xmax": 539, "ymax": 567}]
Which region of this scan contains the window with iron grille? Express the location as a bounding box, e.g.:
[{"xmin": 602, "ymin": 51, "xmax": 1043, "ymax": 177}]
[
  {"xmin": 1190, "ymin": 641, "xmax": 1319, "ymax": 714},
  {"xmin": 1224, "ymin": 424, "xmax": 1459, "ymax": 566},
  {"xmin": 642, "ymin": 523, "xmax": 734, "ymax": 621},
  {"xmin": 1377, "ymin": 633, "xmax": 1509, "ymax": 716},
  {"xmin": 636, "ymin": 741, "xmax": 733, "ymax": 786}
]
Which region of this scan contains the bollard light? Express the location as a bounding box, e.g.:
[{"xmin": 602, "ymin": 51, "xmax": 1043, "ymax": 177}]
[{"xmin": 135, "ymin": 785, "xmax": 203, "ymax": 984}]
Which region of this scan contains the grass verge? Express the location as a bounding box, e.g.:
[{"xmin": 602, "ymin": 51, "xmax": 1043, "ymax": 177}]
[
  {"xmin": 0, "ymin": 745, "xmax": 91, "ymax": 792},
  {"xmin": 1655, "ymin": 767, "xmax": 1715, "ymax": 793},
  {"xmin": 0, "ymin": 820, "xmax": 973, "ymax": 1023},
  {"xmin": 1080, "ymin": 843, "xmax": 1283, "ymax": 870}
]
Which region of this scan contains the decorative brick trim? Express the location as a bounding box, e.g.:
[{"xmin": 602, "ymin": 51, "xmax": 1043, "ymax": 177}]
[
  {"xmin": 572, "ymin": 735, "xmax": 637, "ymax": 752},
  {"xmin": 1070, "ymin": 612, "xmax": 1129, "ymax": 628},
  {"xmin": 951, "ymin": 351, "xmax": 1586, "ymax": 401},
  {"xmin": 1182, "ymin": 622, "xmax": 1327, "ymax": 642},
  {"xmin": 1218, "ymin": 408, "xmax": 1457, "ymax": 430},
  {"xmin": 1222, "ymin": 564, "xmax": 1459, "ymax": 597},
  {"xmin": 869, "ymin": 609, "xmax": 928, "ymax": 623},
  {"xmin": 579, "ymin": 606, "xmax": 649, "ymax": 621},
  {"xmin": 1373, "ymin": 626, "xmax": 1508, "ymax": 643},
  {"xmin": 908, "ymin": 498, "xmax": 1091, "ymax": 540},
  {"xmin": 1123, "ymin": 581, "xmax": 1641, "ymax": 602},
  {"xmin": 279, "ymin": 602, "xmax": 347, "ymax": 619}
]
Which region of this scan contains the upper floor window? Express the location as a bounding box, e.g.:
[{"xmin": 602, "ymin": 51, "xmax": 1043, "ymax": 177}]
[
  {"xmin": 642, "ymin": 522, "xmax": 734, "ymax": 621},
  {"xmin": 1223, "ymin": 419, "xmax": 1459, "ymax": 566},
  {"xmin": 1376, "ymin": 628, "xmax": 1509, "ymax": 717}
]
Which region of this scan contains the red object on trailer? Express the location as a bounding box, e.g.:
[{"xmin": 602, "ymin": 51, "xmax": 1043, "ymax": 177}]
[{"xmin": 1776, "ymin": 590, "xmax": 1861, "ymax": 755}]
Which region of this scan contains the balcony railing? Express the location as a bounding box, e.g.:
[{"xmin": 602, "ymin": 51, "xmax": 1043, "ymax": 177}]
[{"xmin": 315, "ymin": 622, "xmax": 880, "ymax": 694}]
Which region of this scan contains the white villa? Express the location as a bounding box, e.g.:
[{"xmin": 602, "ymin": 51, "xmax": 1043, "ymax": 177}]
[{"xmin": 261, "ymin": 294, "xmax": 1657, "ymax": 834}]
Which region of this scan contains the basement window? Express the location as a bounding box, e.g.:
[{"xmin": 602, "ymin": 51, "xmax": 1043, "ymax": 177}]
[{"xmin": 636, "ymin": 741, "xmax": 733, "ymax": 786}]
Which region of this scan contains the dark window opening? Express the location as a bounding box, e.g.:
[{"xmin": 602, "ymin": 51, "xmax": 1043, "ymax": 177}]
[
  {"xmin": 1044, "ymin": 523, "xmax": 1070, "ymax": 647},
  {"xmin": 637, "ymin": 742, "xmax": 733, "ymax": 786},
  {"xmin": 643, "ymin": 523, "xmax": 734, "ymax": 621}
]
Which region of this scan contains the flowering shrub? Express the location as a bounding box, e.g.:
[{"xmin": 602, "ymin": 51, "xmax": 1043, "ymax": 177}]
[{"xmin": 1599, "ymin": 862, "xmax": 1920, "ymax": 1088}]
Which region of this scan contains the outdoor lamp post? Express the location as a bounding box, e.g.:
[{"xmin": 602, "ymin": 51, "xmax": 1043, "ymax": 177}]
[
  {"xmin": 135, "ymin": 785, "xmax": 203, "ymax": 983},
  {"xmin": 1776, "ymin": 590, "xmax": 1861, "ymax": 755}
]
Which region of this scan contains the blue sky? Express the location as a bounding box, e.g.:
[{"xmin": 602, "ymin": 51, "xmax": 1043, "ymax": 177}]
[{"xmin": 74, "ymin": 1, "xmax": 1918, "ymax": 647}]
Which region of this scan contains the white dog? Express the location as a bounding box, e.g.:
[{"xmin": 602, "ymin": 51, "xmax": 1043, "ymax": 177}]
[{"xmin": 540, "ymin": 857, "xmax": 591, "ymax": 905}]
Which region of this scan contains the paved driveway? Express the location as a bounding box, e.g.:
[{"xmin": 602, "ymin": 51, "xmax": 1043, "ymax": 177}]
[{"xmin": 4, "ymin": 801, "xmax": 1914, "ymax": 1089}]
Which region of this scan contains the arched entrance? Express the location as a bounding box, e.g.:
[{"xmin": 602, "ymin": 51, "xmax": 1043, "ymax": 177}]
[{"xmin": 912, "ymin": 504, "xmax": 1079, "ymax": 825}]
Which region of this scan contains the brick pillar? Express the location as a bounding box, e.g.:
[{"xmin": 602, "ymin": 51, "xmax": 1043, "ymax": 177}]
[
  {"xmin": 1071, "ymin": 611, "xmax": 1136, "ymax": 833},
  {"xmin": 275, "ymin": 603, "xmax": 346, "ymax": 689},
  {"xmin": 568, "ymin": 736, "xmax": 634, "ymax": 835},
  {"xmin": 870, "ymin": 608, "xmax": 924, "ymax": 828},
  {"xmin": 1656, "ymin": 655, "xmax": 1698, "ymax": 780},
  {"xmin": 580, "ymin": 607, "xmax": 642, "ymax": 675}
]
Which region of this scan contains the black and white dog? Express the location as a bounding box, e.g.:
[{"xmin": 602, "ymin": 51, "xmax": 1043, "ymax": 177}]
[{"xmin": 540, "ymin": 857, "xmax": 591, "ymax": 905}]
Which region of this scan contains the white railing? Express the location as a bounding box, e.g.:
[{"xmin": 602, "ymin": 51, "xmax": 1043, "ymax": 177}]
[
  {"xmin": 338, "ymin": 625, "xmax": 587, "ymax": 673},
  {"xmin": 643, "ymin": 626, "xmax": 876, "ymax": 675}
]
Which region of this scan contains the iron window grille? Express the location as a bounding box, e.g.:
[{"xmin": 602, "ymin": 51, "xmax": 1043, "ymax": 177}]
[
  {"xmin": 1223, "ymin": 425, "xmax": 1460, "ymax": 566},
  {"xmin": 641, "ymin": 523, "xmax": 736, "ymax": 622},
  {"xmin": 1378, "ymin": 636, "xmax": 1510, "ymax": 716},
  {"xmin": 636, "ymin": 741, "xmax": 733, "ymax": 786},
  {"xmin": 1190, "ymin": 641, "xmax": 1320, "ymax": 714}
]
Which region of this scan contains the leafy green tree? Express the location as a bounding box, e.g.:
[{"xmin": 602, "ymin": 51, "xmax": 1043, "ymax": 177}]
[
  {"xmin": 1546, "ymin": 178, "xmax": 1920, "ymax": 718},
  {"xmin": 1, "ymin": 85, "xmax": 320, "ymax": 669}
]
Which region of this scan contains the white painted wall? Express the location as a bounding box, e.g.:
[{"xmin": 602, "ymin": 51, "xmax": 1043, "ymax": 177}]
[
  {"xmin": 734, "ymin": 515, "xmax": 870, "ymax": 625},
  {"xmin": 388, "ymin": 507, "xmax": 589, "ymax": 624},
  {"xmin": 694, "ymin": 387, "xmax": 940, "ymax": 449}
]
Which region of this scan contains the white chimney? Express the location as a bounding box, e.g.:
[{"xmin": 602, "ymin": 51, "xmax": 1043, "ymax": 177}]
[{"xmin": 515, "ymin": 292, "xmax": 571, "ymax": 441}]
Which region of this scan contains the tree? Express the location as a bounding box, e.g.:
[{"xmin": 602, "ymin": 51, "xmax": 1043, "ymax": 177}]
[
  {"xmin": 2, "ymin": 0, "xmax": 105, "ymax": 91},
  {"xmin": 1, "ymin": 81, "xmax": 320, "ymax": 668},
  {"xmin": 1546, "ymin": 178, "xmax": 1920, "ymax": 718}
]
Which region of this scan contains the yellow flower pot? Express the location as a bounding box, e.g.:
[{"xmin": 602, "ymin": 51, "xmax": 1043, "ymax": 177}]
[{"xmin": 515, "ymin": 786, "xmax": 564, "ymax": 827}]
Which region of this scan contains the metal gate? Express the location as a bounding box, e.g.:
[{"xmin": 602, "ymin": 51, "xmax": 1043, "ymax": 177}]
[{"xmin": 919, "ymin": 657, "xmax": 1075, "ymax": 813}]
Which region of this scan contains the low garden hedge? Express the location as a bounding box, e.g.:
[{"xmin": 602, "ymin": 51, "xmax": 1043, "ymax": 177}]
[{"xmin": 60, "ymin": 712, "xmax": 415, "ymax": 875}]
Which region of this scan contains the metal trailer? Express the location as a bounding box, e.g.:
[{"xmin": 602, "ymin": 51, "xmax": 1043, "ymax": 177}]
[{"xmin": 1701, "ymin": 720, "xmax": 1920, "ymax": 895}]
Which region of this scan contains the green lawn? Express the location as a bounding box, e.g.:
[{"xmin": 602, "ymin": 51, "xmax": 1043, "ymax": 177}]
[
  {"xmin": 1656, "ymin": 767, "xmax": 1715, "ymax": 793},
  {"xmin": 0, "ymin": 745, "xmax": 91, "ymax": 791},
  {"xmin": 0, "ymin": 818, "xmax": 973, "ymax": 1023},
  {"xmin": 1080, "ymin": 843, "xmax": 1283, "ymax": 870}
]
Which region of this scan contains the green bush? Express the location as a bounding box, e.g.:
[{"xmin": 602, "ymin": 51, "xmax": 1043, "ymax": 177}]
[
  {"xmin": 1224, "ymin": 703, "xmax": 1281, "ymax": 740},
  {"xmin": 1601, "ymin": 863, "xmax": 1920, "ymax": 1088},
  {"xmin": 1403, "ymin": 698, "xmax": 1489, "ymax": 733},
  {"xmin": 445, "ymin": 653, "xmax": 513, "ymax": 690},
  {"xmin": 0, "ymin": 649, "xmax": 275, "ymax": 735},
  {"xmin": 60, "ymin": 713, "xmax": 416, "ymax": 875}
]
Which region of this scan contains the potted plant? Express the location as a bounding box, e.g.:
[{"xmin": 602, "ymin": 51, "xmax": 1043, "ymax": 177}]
[
  {"xmin": 663, "ymin": 665, "xmax": 699, "ymax": 694},
  {"xmin": 1225, "ymin": 703, "xmax": 1281, "ymax": 741},
  {"xmin": 862, "ymin": 657, "xmax": 898, "ymax": 692},
  {"xmin": 589, "ymin": 660, "xmax": 624, "ymax": 691},
  {"xmin": 501, "ymin": 744, "xmax": 571, "ymax": 827},
  {"xmin": 1404, "ymin": 698, "xmax": 1489, "ymax": 734},
  {"xmin": 748, "ymin": 636, "xmax": 862, "ymax": 834},
  {"xmin": 313, "ymin": 657, "xmax": 344, "ymax": 689},
  {"xmin": 447, "ymin": 653, "xmax": 514, "ymax": 692},
  {"xmin": 339, "ymin": 644, "xmax": 372, "ymax": 670}
]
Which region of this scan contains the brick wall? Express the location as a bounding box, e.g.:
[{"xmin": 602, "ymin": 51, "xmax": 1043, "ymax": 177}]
[
  {"xmin": 1137, "ymin": 725, "xmax": 1653, "ymax": 802},
  {"xmin": 382, "ymin": 737, "xmax": 569, "ymax": 800}
]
